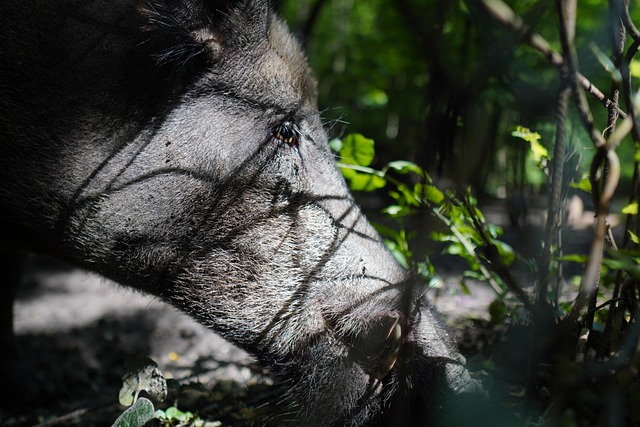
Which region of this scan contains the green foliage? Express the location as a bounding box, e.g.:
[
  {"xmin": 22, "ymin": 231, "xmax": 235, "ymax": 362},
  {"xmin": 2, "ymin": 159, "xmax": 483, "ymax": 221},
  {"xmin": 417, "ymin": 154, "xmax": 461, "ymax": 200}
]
[
  {"xmin": 571, "ymin": 175, "xmax": 592, "ymax": 193},
  {"xmin": 111, "ymin": 357, "xmax": 224, "ymax": 427},
  {"xmin": 155, "ymin": 406, "xmax": 221, "ymax": 427},
  {"xmin": 112, "ymin": 357, "xmax": 167, "ymax": 427},
  {"xmin": 335, "ymin": 133, "xmax": 387, "ymax": 191},
  {"xmin": 112, "ymin": 398, "xmax": 155, "ymax": 427},
  {"xmin": 622, "ymin": 202, "xmax": 638, "ymax": 215},
  {"xmin": 332, "ymin": 133, "xmax": 516, "ymax": 299},
  {"xmin": 282, "ymin": 1, "xmax": 640, "ymax": 425}
]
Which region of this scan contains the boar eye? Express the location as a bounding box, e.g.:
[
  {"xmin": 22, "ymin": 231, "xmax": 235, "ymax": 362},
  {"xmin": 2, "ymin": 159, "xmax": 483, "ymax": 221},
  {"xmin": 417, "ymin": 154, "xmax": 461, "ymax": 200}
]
[{"xmin": 272, "ymin": 121, "xmax": 301, "ymax": 147}]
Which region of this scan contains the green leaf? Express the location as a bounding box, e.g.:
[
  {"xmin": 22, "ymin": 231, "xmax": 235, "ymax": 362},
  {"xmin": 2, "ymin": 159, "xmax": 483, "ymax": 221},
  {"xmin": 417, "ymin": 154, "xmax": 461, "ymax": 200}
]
[
  {"xmin": 384, "ymin": 240, "xmax": 409, "ymax": 269},
  {"xmin": 622, "ymin": 202, "xmax": 638, "ymax": 215},
  {"xmin": 602, "ymin": 254, "xmax": 640, "ymax": 278},
  {"xmin": 529, "ymin": 139, "xmax": 549, "ymax": 163},
  {"xmin": 118, "ymin": 356, "xmax": 167, "ymax": 407},
  {"xmin": 460, "ymin": 280, "xmax": 471, "ymax": 295},
  {"xmin": 382, "ymin": 204, "xmax": 414, "ymax": 218},
  {"xmin": 571, "ymin": 176, "xmax": 592, "ymax": 193},
  {"xmin": 111, "ymin": 397, "xmax": 155, "ymax": 427},
  {"xmin": 385, "ymin": 160, "xmax": 424, "ymax": 175},
  {"xmin": 558, "ymin": 254, "xmax": 589, "ymax": 263},
  {"xmin": 361, "ymin": 88, "xmax": 389, "ymax": 107},
  {"xmin": 328, "ymin": 138, "xmax": 342, "ymax": 153},
  {"xmin": 346, "ymin": 171, "xmax": 386, "ymax": 191},
  {"xmin": 163, "ymin": 406, "xmax": 195, "ymax": 423},
  {"xmin": 339, "ymin": 133, "xmax": 376, "ymax": 167},
  {"xmin": 489, "ymin": 298, "xmax": 508, "ymax": 325},
  {"xmin": 511, "ymin": 126, "xmax": 541, "ymax": 144},
  {"xmin": 420, "ymin": 184, "xmax": 445, "ymax": 205},
  {"xmin": 631, "ymin": 59, "xmax": 640, "ymax": 79},
  {"xmin": 512, "ymin": 126, "xmax": 548, "ymax": 164},
  {"xmin": 629, "ymin": 230, "xmax": 640, "ymax": 244},
  {"xmin": 373, "ymin": 222, "xmax": 401, "ymax": 240},
  {"xmin": 493, "ymin": 241, "xmax": 516, "ymax": 266}
]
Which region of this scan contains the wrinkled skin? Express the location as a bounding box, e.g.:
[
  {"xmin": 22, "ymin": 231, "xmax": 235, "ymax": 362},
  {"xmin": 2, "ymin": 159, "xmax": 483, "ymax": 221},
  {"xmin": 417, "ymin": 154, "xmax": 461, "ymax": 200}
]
[{"xmin": 0, "ymin": 0, "xmax": 475, "ymax": 425}]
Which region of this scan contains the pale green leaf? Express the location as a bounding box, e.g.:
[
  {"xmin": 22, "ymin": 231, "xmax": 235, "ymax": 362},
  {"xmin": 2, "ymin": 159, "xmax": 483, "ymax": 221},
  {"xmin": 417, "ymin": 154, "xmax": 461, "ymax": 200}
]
[
  {"xmin": 385, "ymin": 160, "xmax": 423, "ymax": 175},
  {"xmin": 382, "ymin": 204, "xmax": 413, "ymax": 218},
  {"xmin": 118, "ymin": 357, "xmax": 167, "ymax": 407},
  {"xmin": 328, "ymin": 138, "xmax": 342, "ymax": 153},
  {"xmin": 111, "ymin": 397, "xmax": 155, "ymax": 427},
  {"xmin": 629, "ymin": 230, "xmax": 640, "ymax": 244}
]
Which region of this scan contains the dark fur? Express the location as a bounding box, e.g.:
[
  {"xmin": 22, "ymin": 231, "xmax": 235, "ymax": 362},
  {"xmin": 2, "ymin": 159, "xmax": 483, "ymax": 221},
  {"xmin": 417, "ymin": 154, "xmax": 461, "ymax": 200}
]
[{"xmin": 0, "ymin": 1, "xmax": 476, "ymax": 425}]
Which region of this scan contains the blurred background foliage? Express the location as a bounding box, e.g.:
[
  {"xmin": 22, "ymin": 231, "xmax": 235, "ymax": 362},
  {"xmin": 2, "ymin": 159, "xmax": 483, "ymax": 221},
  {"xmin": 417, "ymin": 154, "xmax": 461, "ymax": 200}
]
[
  {"xmin": 274, "ymin": 1, "xmax": 640, "ymax": 425},
  {"xmin": 278, "ymin": 0, "xmax": 640, "ymax": 199}
]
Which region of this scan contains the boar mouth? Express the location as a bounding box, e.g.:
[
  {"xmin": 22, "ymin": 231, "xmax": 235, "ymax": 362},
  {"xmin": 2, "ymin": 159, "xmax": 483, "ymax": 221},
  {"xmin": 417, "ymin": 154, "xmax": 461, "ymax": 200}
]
[{"xmin": 328, "ymin": 311, "xmax": 405, "ymax": 381}]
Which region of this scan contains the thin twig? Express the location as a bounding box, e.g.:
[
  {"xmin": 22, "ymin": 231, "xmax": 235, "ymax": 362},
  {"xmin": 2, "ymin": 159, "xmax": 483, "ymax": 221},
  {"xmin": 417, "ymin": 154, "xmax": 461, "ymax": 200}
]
[
  {"xmin": 476, "ymin": 0, "xmax": 627, "ymax": 119},
  {"xmin": 456, "ymin": 194, "xmax": 535, "ymax": 312}
]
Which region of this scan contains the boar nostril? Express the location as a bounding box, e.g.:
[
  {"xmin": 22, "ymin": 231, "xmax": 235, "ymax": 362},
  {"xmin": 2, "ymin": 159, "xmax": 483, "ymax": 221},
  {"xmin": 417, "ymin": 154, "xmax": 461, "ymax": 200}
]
[{"xmin": 348, "ymin": 312, "xmax": 404, "ymax": 380}]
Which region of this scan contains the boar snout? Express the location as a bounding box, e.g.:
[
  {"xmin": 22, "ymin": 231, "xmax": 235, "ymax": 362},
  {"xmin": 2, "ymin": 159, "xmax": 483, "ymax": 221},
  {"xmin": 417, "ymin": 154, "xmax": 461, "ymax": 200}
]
[{"xmin": 331, "ymin": 311, "xmax": 404, "ymax": 381}]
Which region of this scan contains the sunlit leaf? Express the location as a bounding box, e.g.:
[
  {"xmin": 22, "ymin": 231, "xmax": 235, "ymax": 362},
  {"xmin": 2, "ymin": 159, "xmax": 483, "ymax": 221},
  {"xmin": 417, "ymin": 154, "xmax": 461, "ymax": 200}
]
[
  {"xmin": 397, "ymin": 183, "xmax": 420, "ymax": 206},
  {"xmin": 382, "ymin": 204, "xmax": 414, "ymax": 218},
  {"xmin": 421, "ymin": 185, "xmax": 444, "ymax": 205},
  {"xmin": 346, "ymin": 171, "xmax": 386, "ymax": 191},
  {"xmin": 328, "ymin": 138, "xmax": 342, "ymax": 153},
  {"xmin": 512, "ymin": 126, "xmax": 542, "ymax": 144},
  {"xmin": 558, "ymin": 254, "xmax": 589, "ymax": 263},
  {"xmin": 622, "ymin": 202, "xmax": 638, "ymax": 215},
  {"xmin": 340, "ymin": 133, "xmax": 376, "ymax": 167},
  {"xmin": 529, "ymin": 140, "xmax": 549, "ymax": 163},
  {"xmin": 386, "ymin": 160, "xmax": 424, "ymax": 175},
  {"xmin": 631, "ymin": 59, "xmax": 640, "ymax": 79},
  {"xmin": 512, "ymin": 126, "xmax": 548, "ymax": 165},
  {"xmin": 571, "ymin": 176, "xmax": 592, "ymax": 193},
  {"xmin": 629, "ymin": 230, "xmax": 640, "ymax": 244}
]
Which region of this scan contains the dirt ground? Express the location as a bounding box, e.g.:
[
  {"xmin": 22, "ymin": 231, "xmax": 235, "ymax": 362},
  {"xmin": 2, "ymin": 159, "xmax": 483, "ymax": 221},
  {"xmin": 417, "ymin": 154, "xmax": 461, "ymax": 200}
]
[
  {"xmin": 0, "ymin": 253, "xmax": 498, "ymax": 427},
  {"xmin": 0, "ymin": 199, "xmax": 599, "ymax": 427}
]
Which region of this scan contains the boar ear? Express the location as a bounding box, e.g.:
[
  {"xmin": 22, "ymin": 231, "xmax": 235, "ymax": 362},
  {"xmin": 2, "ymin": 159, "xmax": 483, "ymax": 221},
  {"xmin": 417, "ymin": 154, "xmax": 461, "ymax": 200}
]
[{"xmin": 138, "ymin": 0, "xmax": 264, "ymax": 65}]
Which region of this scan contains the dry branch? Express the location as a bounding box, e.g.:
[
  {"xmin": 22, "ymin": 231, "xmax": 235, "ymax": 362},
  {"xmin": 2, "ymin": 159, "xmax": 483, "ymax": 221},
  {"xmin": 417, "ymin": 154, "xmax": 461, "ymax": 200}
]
[{"xmin": 476, "ymin": 0, "xmax": 627, "ymax": 120}]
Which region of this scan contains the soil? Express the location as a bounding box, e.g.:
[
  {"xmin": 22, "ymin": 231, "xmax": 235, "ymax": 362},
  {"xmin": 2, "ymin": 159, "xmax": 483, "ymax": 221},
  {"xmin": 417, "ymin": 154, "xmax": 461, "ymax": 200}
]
[
  {"xmin": 0, "ymin": 199, "xmax": 599, "ymax": 427},
  {"xmin": 0, "ymin": 254, "xmax": 499, "ymax": 427}
]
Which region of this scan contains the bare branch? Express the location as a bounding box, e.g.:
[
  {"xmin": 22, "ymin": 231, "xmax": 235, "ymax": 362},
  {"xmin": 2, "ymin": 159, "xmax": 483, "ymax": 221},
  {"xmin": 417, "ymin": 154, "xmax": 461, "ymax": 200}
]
[{"xmin": 476, "ymin": 0, "xmax": 627, "ymax": 120}]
